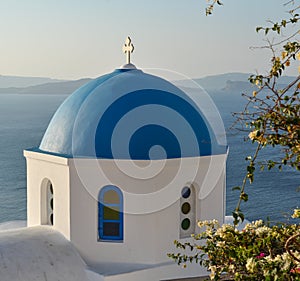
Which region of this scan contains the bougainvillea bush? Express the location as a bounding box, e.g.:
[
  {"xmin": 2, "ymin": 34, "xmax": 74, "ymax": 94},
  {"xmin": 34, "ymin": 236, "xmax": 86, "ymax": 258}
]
[
  {"xmin": 169, "ymin": 214, "xmax": 300, "ymax": 280},
  {"xmin": 169, "ymin": 2, "xmax": 300, "ymax": 280}
]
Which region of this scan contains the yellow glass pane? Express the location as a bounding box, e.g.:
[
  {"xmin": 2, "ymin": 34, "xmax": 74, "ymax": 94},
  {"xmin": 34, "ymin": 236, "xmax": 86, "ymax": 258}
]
[
  {"xmin": 103, "ymin": 206, "xmax": 120, "ymax": 220},
  {"xmin": 103, "ymin": 190, "xmax": 119, "ymax": 204},
  {"xmin": 181, "ymin": 202, "xmax": 191, "ymax": 214}
]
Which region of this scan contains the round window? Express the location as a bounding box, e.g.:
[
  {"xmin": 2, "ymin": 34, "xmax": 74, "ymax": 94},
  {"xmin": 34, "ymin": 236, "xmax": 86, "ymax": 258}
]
[
  {"xmin": 181, "ymin": 202, "xmax": 191, "ymax": 214},
  {"xmin": 181, "ymin": 218, "xmax": 190, "ymax": 230},
  {"xmin": 181, "ymin": 186, "xmax": 191, "ymax": 199}
]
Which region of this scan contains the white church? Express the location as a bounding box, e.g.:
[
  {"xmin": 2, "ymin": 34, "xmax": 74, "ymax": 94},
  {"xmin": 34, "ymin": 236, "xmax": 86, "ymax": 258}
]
[{"xmin": 0, "ymin": 38, "xmax": 228, "ymax": 281}]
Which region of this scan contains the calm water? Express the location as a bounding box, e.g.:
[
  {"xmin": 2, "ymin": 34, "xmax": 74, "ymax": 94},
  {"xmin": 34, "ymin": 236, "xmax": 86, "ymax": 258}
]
[{"xmin": 0, "ymin": 93, "xmax": 299, "ymax": 223}]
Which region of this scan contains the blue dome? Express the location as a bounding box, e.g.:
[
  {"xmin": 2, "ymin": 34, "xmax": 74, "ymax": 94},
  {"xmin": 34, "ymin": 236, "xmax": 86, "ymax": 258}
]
[{"xmin": 39, "ymin": 68, "xmax": 225, "ymax": 159}]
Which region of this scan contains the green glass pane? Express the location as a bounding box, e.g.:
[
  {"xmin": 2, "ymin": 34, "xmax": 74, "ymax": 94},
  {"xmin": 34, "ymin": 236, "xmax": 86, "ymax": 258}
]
[
  {"xmin": 181, "ymin": 202, "xmax": 191, "ymax": 214},
  {"xmin": 181, "ymin": 218, "xmax": 190, "ymax": 230},
  {"xmin": 103, "ymin": 190, "xmax": 119, "ymax": 204},
  {"xmin": 103, "ymin": 206, "xmax": 120, "ymax": 220}
]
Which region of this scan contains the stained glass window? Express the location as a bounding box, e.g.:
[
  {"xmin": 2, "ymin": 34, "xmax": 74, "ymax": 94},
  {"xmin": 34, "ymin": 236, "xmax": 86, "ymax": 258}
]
[{"xmin": 98, "ymin": 186, "xmax": 123, "ymax": 241}]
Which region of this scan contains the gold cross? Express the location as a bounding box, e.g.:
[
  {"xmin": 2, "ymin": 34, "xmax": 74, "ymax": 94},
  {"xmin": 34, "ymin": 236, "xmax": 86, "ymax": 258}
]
[{"xmin": 122, "ymin": 36, "xmax": 134, "ymax": 64}]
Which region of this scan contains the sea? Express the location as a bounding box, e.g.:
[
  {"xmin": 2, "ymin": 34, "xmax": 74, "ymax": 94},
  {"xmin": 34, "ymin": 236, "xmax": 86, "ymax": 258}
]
[{"xmin": 0, "ymin": 91, "xmax": 299, "ymax": 224}]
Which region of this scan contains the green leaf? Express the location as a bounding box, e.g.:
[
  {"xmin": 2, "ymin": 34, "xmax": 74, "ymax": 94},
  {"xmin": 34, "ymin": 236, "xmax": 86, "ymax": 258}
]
[
  {"xmin": 232, "ymin": 211, "xmax": 238, "ymax": 218},
  {"xmin": 240, "ymin": 192, "xmax": 248, "ymax": 202},
  {"xmin": 232, "ymin": 211, "xmax": 244, "ymax": 224},
  {"xmin": 256, "ymin": 26, "xmax": 262, "ymax": 33},
  {"xmin": 265, "ymin": 27, "xmax": 269, "ymax": 35},
  {"xmin": 281, "ymin": 20, "xmax": 286, "ymax": 27},
  {"xmin": 232, "ymin": 186, "xmax": 241, "ymax": 191},
  {"xmin": 247, "ymin": 164, "xmax": 255, "ymax": 173},
  {"xmin": 239, "ymin": 212, "xmax": 245, "ymax": 222}
]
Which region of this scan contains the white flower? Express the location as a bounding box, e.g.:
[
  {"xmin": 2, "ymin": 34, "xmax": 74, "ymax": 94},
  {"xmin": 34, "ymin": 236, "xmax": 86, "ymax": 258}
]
[
  {"xmin": 281, "ymin": 253, "xmax": 292, "ymax": 271},
  {"xmin": 216, "ymin": 241, "xmax": 225, "ymax": 247},
  {"xmin": 228, "ymin": 264, "xmax": 235, "ymax": 272},
  {"xmin": 293, "ymin": 251, "xmax": 300, "ymax": 260},
  {"xmin": 244, "ymin": 219, "xmax": 264, "ymax": 232},
  {"xmin": 246, "ymin": 257, "xmax": 256, "ymax": 273},
  {"xmin": 292, "ymin": 208, "xmax": 300, "ymax": 218},
  {"xmin": 255, "ymin": 226, "xmax": 271, "ymax": 236},
  {"xmin": 209, "ymin": 265, "xmax": 217, "ymax": 280},
  {"xmin": 248, "ymin": 130, "xmax": 266, "ymax": 144},
  {"xmin": 254, "ymin": 220, "xmax": 264, "ymax": 227},
  {"xmin": 248, "ymin": 130, "xmax": 259, "ymax": 140}
]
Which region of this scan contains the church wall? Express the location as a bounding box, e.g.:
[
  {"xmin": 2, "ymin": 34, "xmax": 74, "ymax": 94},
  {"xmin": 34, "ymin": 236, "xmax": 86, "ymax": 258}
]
[
  {"xmin": 67, "ymin": 155, "xmax": 226, "ymax": 267},
  {"xmin": 153, "ymin": 154, "xmax": 227, "ymax": 261},
  {"xmin": 68, "ymin": 160, "xmax": 159, "ymax": 264},
  {"xmin": 24, "ymin": 152, "xmax": 226, "ymax": 268},
  {"xmin": 198, "ymin": 168, "xmax": 226, "ymax": 224},
  {"xmin": 194, "ymin": 154, "xmax": 227, "ymax": 226},
  {"xmin": 24, "ymin": 150, "xmax": 71, "ymax": 239}
]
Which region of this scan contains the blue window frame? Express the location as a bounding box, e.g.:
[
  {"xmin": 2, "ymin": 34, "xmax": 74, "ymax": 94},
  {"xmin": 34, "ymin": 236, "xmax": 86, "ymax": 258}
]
[{"xmin": 98, "ymin": 185, "xmax": 123, "ymax": 241}]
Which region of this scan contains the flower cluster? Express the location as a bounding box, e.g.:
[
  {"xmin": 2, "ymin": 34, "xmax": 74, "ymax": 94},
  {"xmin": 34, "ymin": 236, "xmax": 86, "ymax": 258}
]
[
  {"xmin": 292, "ymin": 209, "xmax": 300, "ymax": 219},
  {"xmin": 169, "ymin": 219, "xmax": 300, "ymax": 280},
  {"xmin": 248, "ymin": 130, "xmax": 267, "ymax": 145}
]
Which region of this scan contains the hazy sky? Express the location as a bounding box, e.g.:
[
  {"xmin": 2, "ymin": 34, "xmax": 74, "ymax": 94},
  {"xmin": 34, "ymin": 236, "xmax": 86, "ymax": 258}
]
[{"xmin": 0, "ymin": 0, "xmax": 297, "ymax": 79}]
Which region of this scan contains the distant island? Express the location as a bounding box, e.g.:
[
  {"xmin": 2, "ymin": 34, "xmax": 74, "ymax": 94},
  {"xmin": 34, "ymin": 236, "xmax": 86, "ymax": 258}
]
[
  {"xmin": 0, "ymin": 77, "xmax": 92, "ymax": 95},
  {"xmin": 0, "ymin": 73, "xmax": 295, "ymax": 95},
  {"xmin": 192, "ymin": 72, "xmax": 296, "ymax": 92}
]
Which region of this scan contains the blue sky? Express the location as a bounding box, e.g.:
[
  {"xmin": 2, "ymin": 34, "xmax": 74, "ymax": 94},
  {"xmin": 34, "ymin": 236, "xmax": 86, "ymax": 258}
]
[{"xmin": 0, "ymin": 0, "xmax": 297, "ymax": 79}]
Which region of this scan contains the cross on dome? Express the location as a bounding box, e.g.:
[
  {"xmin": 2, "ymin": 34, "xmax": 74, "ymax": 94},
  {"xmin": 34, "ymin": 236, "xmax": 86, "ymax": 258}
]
[{"xmin": 122, "ymin": 36, "xmax": 134, "ymax": 64}]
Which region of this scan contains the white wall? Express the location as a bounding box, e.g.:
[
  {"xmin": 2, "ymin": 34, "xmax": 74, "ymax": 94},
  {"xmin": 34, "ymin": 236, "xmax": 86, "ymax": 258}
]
[
  {"xmin": 24, "ymin": 150, "xmax": 71, "ymax": 239},
  {"xmin": 24, "ymin": 150, "xmax": 226, "ymax": 272},
  {"xmin": 67, "ymin": 155, "xmax": 226, "ymax": 266}
]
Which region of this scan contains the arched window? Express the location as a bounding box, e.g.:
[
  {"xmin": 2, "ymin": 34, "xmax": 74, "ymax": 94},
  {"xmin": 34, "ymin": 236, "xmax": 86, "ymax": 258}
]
[
  {"xmin": 41, "ymin": 179, "xmax": 54, "ymax": 225},
  {"xmin": 180, "ymin": 185, "xmax": 195, "ymax": 238},
  {"xmin": 98, "ymin": 185, "xmax": 123, "ymax": 241}
]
